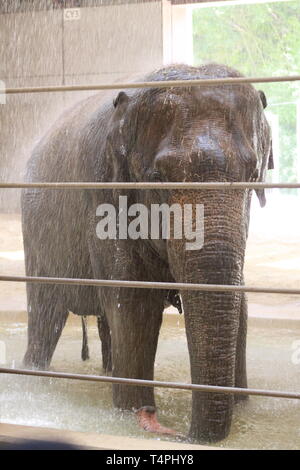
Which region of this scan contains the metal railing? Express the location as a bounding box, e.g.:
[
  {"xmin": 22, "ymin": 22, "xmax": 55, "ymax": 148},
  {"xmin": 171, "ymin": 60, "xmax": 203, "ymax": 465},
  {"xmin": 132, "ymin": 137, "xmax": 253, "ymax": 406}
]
[
  {"xmin": 1, "ymin": 274, "xmax": 300, "ymax": 296},
  {"xmin": 3, "ymin": 74, "xmax": 300, "ymax": 95},
  {"xmin": 1, "ymin": 182, "xmax": 300, "ymax": 190},
  {"xmin": 1, "ymin": 74, "xmax": 300, "ymax": 403},
  {"xmin": 1, "ymin": 367, "xmax": 300, "ymax": 401}
]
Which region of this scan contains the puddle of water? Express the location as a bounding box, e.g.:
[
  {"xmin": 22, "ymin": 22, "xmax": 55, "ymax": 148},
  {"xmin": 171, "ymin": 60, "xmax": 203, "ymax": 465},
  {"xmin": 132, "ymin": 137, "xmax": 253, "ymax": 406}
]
[{"xmin": 0, "ymin": 314, "xmax": 300, "ymax": 449}]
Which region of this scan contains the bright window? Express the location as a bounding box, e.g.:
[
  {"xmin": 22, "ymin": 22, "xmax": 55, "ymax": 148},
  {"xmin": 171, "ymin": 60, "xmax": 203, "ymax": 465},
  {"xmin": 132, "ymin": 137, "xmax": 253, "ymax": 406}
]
[{"xmin": 192, "ymin": 0, "xmax": 300, "ymax": 193}]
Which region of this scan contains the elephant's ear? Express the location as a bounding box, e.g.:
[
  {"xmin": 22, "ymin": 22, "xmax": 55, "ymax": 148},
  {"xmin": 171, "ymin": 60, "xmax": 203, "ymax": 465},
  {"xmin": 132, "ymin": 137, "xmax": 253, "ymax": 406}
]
[
  {"xmin": 255, "ymin": 143, "xmax": 274, "ymax": 207},
  {"xmin": 107, "ymin": 91, "xmax": 131, "ymax": 184},
  {"xmin": 113, "ymin": 91, "xmax": 129, "ymax": 110},
  {"xmin": 255, "ymin": 91, "xmax": 274, "ymax": 207},
  {"xmin": 268, "ymin": 143, "xmax": 274, "ymax": 170},
  {"xmin": 258, "ymin": 90, "xmax": 267, "ymax": 109},
  {"xmin": 255, "ymin": 142, "xmax": 274, "ymax": 207}
]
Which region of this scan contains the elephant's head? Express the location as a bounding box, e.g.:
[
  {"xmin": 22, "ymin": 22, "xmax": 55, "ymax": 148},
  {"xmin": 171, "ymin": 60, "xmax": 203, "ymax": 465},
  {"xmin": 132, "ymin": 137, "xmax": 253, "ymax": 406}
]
[{"xmin": 107, "ymin": 64, "xmax": 273, "ymax": 442}]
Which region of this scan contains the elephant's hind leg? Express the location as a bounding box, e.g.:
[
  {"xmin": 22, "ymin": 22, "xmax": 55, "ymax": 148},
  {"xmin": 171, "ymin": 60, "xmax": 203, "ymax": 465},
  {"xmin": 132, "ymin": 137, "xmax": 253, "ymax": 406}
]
[
  {"xmin": 23, "ymin": 284, "xmax": 69, "ymax": 370},
  {"xmin": 97, "ymin": 314, "xmax": 112, "ymax": 373}
]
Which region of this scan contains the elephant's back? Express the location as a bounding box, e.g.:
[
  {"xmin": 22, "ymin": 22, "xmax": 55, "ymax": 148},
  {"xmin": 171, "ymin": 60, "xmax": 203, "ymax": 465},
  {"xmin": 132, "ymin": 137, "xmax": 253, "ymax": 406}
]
[
  {"xmin": 25, "ymin": 90, "xmax": 113, "ymax": 184},
  {"xmin": 21, "ymin": 91, "xmax": 114, "ymax": 279},
  {"xmin": 21, "ymin": 90, "xmax": 114, "ymax": 232}
]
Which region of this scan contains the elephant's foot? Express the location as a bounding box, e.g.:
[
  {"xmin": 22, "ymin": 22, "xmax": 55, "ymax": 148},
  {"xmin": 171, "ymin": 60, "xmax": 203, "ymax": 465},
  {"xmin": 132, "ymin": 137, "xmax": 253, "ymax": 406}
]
[
  {"xmin": 23, "ymin": 348, "xmax": 50, "ymax": 371},
  {"xmin": 135, "ymin": 406, "xmax": 184, "ymax": 437}
]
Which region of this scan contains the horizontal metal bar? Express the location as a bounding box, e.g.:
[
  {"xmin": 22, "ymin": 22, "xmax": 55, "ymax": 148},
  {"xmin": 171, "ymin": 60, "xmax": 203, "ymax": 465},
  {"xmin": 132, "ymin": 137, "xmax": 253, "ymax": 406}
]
[
  {"xmin": 1, "ymin": 275, "xmax": 300, "ymax": 295},
  {"xmin": 1, "ymin": 367, "xmax": 300, "ymax": 400},
  {"xmin": 3, "ymin": 75, "xmax": 300, "ymax": 95},
  {"xmin": 0, "ymin": 182, "xmax": 300, "ymax": 190}
]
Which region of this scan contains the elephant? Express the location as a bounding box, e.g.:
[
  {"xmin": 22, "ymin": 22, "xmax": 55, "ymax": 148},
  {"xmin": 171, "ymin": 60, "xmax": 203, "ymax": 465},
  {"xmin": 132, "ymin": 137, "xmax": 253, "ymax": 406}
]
[
  {"xmin": 80, "ymin": 289, "xmax": 182, "ymax": 364},
  {"xmin": 21, "ymin": 63, "xmax": 273, "ymax": 443}
]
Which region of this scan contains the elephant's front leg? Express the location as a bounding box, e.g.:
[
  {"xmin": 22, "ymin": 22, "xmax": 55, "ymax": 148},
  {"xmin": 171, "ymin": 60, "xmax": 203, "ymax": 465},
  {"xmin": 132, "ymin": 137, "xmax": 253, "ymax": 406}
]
[
  {"xmin": 111, "ymin": 287, "xmax": 162, "ymax": 409},
  {"xmin": 235, "ymin": 291, "xmax": 248, "ymax": 402},
  {"xmin": 109, "ymin": 287, "xmax": 179, "ymax": 435}
]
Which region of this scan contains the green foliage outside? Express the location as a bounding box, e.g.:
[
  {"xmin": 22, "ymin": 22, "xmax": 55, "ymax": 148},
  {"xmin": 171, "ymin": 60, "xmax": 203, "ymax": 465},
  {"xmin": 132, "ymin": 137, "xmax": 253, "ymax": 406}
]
[{"xmin": 193, "ymin": 0, "xmax": 300, "ymax": 190}]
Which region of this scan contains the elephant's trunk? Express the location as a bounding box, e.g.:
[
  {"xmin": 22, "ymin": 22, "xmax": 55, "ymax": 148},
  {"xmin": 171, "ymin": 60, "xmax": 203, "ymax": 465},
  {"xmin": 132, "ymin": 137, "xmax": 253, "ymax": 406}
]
[
  {"xmin": 167, "ymin": 189, "xmax": 249, "ymax": 442},
  {"xmin": 183, "ymin": 286, "xmax": 242, "ymax": 442}
]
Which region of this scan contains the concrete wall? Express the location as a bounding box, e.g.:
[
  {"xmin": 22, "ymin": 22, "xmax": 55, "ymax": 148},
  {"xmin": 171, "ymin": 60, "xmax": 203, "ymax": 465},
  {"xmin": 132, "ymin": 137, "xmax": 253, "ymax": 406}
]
[{"xmin": 0, "ymin": 2, "xmax": 164, "ymax": 211}]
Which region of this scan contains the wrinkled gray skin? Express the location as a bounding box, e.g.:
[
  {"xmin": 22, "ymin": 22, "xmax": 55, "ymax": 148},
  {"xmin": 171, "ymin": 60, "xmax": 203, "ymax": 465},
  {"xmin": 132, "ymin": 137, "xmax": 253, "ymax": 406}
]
[
  {"xmin": 22, "ymin": 64, "xmax": 273, "ymax": 442},
  {"xmin": 80, "ymin": 289, "xmax": 182, "ymax": 363}
]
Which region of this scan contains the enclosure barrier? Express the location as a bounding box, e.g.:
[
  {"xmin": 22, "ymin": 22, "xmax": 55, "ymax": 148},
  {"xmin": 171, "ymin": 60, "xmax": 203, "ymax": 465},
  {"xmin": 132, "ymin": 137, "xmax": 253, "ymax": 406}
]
[
  {"xmin": 1, "ymin": 274, "xmax": 300, "ymax": 296},
  {"xmin": 1, "ymin": 74, "xmax": 300, "ymax": 405},
  {"xmin": 1, "ymin": 367, "xmax": 300, "ymax": 401},
  {"xmin": 1, "ymin": 182, "xmax": 300, "ymax": 189},
  {"xmin": 4, "ymin": 74, "xmax": 300, "ymax": 95}
]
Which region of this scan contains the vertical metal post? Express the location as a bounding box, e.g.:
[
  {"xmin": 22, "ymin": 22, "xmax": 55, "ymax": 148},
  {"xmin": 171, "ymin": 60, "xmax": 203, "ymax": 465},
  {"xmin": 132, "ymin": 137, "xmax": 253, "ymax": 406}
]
[
  {"xmin": 61, "ymin": 3, "xmax": 65, "ymax": 86},
  {"xmin": 297, "ymin": 100, "xmax": 300, "ymax": 198}
]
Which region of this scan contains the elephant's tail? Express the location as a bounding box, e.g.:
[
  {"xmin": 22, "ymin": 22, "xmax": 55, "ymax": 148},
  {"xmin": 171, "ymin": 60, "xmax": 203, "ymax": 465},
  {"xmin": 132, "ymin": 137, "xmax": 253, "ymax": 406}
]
[{"xmin": 81, "ymin": 316, "xmax": 90, "ymax": 361}]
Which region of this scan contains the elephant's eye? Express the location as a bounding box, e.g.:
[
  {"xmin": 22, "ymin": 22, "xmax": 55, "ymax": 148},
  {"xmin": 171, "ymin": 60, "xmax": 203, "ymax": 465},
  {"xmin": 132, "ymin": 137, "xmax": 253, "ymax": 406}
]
[{"xmin": 150, "ymin": 170, "xmax": 163, "ymax": 182}]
